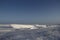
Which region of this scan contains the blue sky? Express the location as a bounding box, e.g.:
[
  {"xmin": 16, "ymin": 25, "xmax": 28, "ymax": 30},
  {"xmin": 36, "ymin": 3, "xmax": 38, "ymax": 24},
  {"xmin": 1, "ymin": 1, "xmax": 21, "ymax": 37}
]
[{"xmin": 0, "ymin": 0, "xmax": 60, "ymax": 24}]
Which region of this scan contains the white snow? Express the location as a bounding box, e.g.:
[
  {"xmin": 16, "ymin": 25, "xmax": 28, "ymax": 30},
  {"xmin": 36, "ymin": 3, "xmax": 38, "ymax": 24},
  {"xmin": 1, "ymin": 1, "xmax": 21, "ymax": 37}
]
[
  {"xmin": 0, "ymin": 24, "xmax": 59, "ymax": 29},
  {"xmin": 10, "ymin": 24, "xmax": 35, "ymax": 29},
  {"xmin": 10, "ymin": 24, "xmax": 47, "ymax": 29},
  {"xmin": 35, "ymin": 24, "xmax": 47, "ymax": 28}
]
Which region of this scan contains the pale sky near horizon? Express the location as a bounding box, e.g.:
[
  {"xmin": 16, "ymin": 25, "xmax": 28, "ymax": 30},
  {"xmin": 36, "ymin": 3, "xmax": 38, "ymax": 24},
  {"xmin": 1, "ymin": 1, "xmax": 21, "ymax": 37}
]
[{"xmin": 0, "ymin": 0, "xmax": 60, "ymax": 24}]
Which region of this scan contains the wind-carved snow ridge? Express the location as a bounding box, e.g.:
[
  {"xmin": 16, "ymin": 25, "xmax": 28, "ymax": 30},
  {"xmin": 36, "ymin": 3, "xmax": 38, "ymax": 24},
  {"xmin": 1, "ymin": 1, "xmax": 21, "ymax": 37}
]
[
  {"xmin": 35, "ymin": 24, "xmax": 47, "ymax": 28},
  {"xmin": 10, "ymin": 24, "xmax": 34, "ymax": 29},
  {"xmin": 47, "ymin": 25, "xmax": 59, "ymax": 28},
  {"xmin": 10, "ymin": 24, "xmax": 48, "ymax": 29},
  {"xmin": 0, "ymin": 24, "xmax": 59, "ymax": 29}
]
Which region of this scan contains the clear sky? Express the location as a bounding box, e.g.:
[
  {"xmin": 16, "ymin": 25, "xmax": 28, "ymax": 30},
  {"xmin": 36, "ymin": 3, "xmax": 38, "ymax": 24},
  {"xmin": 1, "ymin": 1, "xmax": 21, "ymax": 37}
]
[{"xmin": 0, "ymin": 0, "xmax": 60, "ymax": 24}]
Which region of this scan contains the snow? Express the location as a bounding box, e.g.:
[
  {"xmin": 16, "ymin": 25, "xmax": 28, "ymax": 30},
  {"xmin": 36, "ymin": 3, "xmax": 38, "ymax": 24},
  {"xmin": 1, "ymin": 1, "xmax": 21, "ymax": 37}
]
[
  {"xmin": 10, "ymin": 24, "xmax": 35, "ymax": 29},
  {"xmin": 0, "ymin": 24, "xmax": 60, "ymax": 29}
]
